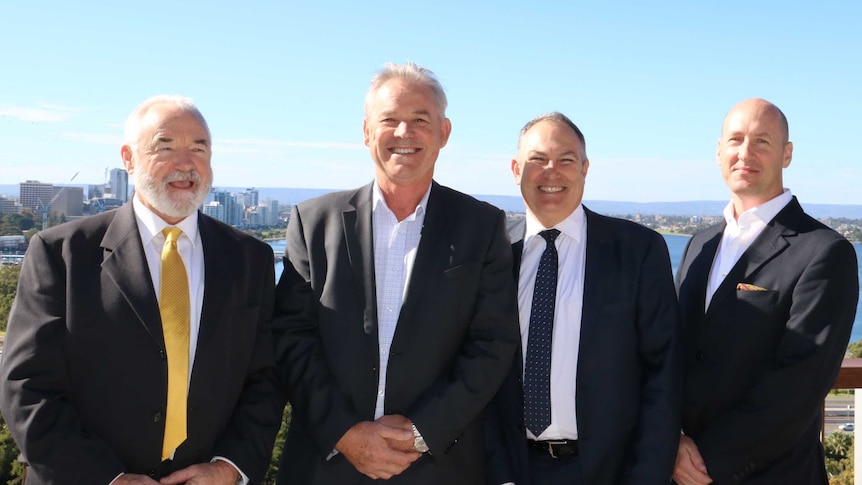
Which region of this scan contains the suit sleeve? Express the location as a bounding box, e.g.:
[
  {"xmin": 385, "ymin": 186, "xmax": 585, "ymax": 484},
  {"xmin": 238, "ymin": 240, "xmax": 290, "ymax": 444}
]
[
  {"xmin": 0, "ymin": 234, "xmax": 125, "ymax": 484},
  {"xmin": 272, "ymin": 205, "xmax": 360, "ymax": 455},
  {"xmin": 695, "ymin": 237, "xmax": 858, "ymax": 483},
  {"xmin": 407, "ymin": 210, "xmax": 521, "ymax": 454},
  {"xmin": 212, "ymin": 245, "xmax": 284, "ymax": 483},
  {"xmin": 623, "ymin": 231, "xmax": 684, "ymax": 484}
]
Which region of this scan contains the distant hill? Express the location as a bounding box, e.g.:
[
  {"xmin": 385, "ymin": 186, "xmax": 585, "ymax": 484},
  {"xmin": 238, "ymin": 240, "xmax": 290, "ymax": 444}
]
[{"xmin": 3, "ymin": 184, "xmax": 862, "ymax": 219}]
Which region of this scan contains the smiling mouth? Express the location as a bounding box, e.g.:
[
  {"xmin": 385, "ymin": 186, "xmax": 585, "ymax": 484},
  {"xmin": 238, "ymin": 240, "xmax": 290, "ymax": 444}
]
[
  {"xmin": 390, "ymin": 147, "xmax": 419, "ymax": 155},
  {"xmin": 168, "ymin": 180, "xmax": 196, "ymax": 189},
  {"xmin": 538, "ymin": 186, "xmax": 565, "ymax": 193}
]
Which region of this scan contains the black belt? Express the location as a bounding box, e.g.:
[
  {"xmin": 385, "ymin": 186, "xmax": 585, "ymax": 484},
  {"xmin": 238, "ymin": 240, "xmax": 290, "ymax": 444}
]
[{"xmin": 527, "ymin": 439, "xmax": 579, "ymax": 458}]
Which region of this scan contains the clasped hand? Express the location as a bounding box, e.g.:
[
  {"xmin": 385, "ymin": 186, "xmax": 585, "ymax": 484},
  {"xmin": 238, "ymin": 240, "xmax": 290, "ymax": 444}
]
[{"xmin": 335, "ymin": 414, "xmax": 422, "ymax": 479}]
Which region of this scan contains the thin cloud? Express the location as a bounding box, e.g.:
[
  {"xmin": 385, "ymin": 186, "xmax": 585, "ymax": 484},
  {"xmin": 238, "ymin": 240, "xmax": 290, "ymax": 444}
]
[
  {"xmin": 60, "ymin": 132, "xmax": 122, "ymax": 145},
  {"xmin": 217, "ymin": 138, "xmax": 365, "ymax": 153},
  {"xmin": 0, "ymin": 104, "xmax": 81, "ymax": 122}
]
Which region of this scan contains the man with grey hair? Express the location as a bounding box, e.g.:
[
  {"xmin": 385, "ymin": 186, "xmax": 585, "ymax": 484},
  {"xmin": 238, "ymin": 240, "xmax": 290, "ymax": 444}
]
[
  {"xmin": 485, "ymin": 111, "xmax": 682, "ymax": 484},
  {"xmin": 274, "ymin": 62, "xmax": 520, "ymax": 484},
  {"xmin": 0, "ymin": 95, "xmax": 282, "ymax": 484}
]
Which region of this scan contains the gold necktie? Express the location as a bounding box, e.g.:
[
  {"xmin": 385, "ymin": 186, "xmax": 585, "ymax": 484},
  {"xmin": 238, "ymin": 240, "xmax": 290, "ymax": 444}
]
[{"xmin": 160, "ymin": 227, "xmax": 189, "ymax": 460}]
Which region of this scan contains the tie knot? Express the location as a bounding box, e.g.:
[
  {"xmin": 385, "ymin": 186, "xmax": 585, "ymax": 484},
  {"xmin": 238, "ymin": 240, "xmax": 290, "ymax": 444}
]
[
  {"xmin": 539, "ymin": 229, "xmax": 560, "ymax": 244},
  {"xmin": 163, "ymin": 227, "xmax": 183, "ymax": 244}
]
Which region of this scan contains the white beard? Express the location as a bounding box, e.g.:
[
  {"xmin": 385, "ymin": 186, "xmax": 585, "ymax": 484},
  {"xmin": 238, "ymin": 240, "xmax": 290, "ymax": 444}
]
[{"xmin": 135, "ymin": 169, "xmax": 211, "ymax": 220}]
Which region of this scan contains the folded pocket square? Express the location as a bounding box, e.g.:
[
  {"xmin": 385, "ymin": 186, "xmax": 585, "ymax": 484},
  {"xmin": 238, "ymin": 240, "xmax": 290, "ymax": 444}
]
[{"xmin": 737, "ymin": 283, "xmax": 768, "ymax": 291}]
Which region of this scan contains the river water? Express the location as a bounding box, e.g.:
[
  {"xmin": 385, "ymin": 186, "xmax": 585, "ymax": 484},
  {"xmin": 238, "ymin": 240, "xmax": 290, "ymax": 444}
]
[{"xmin": 270, "ymin": 234, "xmax": 862, "ymax": 343}]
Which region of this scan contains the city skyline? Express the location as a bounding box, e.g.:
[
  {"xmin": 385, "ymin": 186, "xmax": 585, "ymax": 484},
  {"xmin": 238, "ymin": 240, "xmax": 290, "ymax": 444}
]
[{"xmin": 1, "ymin": 1, "xmax": 860, "ymax": 204}]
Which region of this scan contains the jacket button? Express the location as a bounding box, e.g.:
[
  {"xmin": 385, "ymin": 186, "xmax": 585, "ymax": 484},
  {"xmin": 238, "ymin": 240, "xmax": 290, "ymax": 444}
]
[
  {"xmin": 147, "ymin": 470, "xmax": 157, "ymax": 478},
  {"xmin": 159, "ymin": 350, "xmax": 166, "ymax": 360},
  {"xmin": 153, "ymin": 411, "xmax": 163, "ymax": 422},
  {"xmin": 696, "ymin": 351, "xmax": 704, "ymax": 361}
]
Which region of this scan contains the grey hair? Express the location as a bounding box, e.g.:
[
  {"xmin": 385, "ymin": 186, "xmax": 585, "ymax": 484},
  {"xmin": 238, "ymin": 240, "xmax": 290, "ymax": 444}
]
[
  {"xmin": 364, "ymin": 62, "xmax": 448, "ymax": 118},
  {"xmin": 123, "ymin": 95, "xmax": 210, "ymax": 146},
  {"xmin": 517, "ymin": 112, "xmax": 587, "ymax": 158}
]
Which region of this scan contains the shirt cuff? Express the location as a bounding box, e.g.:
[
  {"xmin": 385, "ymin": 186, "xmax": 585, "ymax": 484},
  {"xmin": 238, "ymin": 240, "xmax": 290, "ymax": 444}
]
[
  {"xmin": 212, "ymin": 457, "xmax": 248, "ymax": 485},
  {"xmin": 109, "ymin": 473, "xmax": 124, "ymax": 485}
]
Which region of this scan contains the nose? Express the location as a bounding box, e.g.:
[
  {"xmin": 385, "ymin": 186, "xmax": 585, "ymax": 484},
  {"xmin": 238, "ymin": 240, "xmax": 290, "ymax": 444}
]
[
  {"xmin": 737, "ymin": 138, "xmax": 752, "ymax": 161},
  {"xmin": 543, "ymin": 159, "xmax": 561, "ymax": 176},
  {"xmin": 174, "ymin": 150, "xmax": 196, "ymax": 170},
  {"xmin": 393, "ymin": 121, "xmax": 413, "ymax": 137}
]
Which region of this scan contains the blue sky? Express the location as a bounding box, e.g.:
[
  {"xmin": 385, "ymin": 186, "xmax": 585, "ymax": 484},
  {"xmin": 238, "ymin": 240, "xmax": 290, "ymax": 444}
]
[{"xmin": 1, "ymin": 1, "xmax": 860, "ymax": 203}]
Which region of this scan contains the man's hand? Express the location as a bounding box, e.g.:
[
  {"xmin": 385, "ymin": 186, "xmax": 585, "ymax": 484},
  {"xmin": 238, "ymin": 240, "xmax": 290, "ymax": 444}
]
[
  {"xmin": 376, "ymin": 414, "xmax": 417, "ymax": 452},
  {"xmin": 335, "ymin": 420, "xmax": 421, "ymax": 479},
  {"xmin": 113, "ymin": 474, "xmax": 161, "ymax": 485},
  {"xmin": 160, "ymin": 461, "xmax": 239, "ymax": 485},
  {"xmin": 672, "ymin": 435, "xmax": 713, "ymax": 485}
]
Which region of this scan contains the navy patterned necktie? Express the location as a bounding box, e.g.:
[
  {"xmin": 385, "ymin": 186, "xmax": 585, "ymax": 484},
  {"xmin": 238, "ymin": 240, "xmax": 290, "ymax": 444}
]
[{"xmin": 524, "ymin": 229, "xmax": 560, "ymax": 437}]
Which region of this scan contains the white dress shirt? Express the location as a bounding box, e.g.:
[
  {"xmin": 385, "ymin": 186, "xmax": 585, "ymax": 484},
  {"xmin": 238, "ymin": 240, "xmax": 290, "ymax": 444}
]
[
  {"xmin": 519, "ymin": 206, "xmax": 587, "ymax": 440},
  {"xmin": 706, "ymin": 189, "xmax": 793, "ymax": 309},
  {"xmin": 372, "ymin": 182, "xmax": 431, "ymax": 419},
  {"xmin": 117, "ymin": 199, "xmax": 247, "ymax": 485}
]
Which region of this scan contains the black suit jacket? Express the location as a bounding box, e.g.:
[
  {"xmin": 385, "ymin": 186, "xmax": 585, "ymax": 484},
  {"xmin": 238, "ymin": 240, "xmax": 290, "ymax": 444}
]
[
  {"xmin": 485, "ymin": 207, "xmax": 682, "ymax": 484},
  {"xmin": 273, "ymin": 181, "xmax": 520, "ymax": 484},
  {"xmin": 676, "ymin": 197, "xmax": 859, "ymax": 484},
  {"xmin": 0, "ymin": 203, "xmax": 282, "ymax": 484}
]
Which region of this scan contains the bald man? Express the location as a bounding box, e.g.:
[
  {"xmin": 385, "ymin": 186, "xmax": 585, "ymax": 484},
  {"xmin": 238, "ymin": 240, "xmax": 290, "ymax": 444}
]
[{"xmin": 673, "ymin": 98, "xmax": 859, "ymax": 484}]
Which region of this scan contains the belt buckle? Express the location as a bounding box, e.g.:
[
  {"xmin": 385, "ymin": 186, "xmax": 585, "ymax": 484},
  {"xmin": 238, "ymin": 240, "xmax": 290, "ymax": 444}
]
[{"xmin": 546, "ymin": 440, "xmax": 567, "ymax": 459}]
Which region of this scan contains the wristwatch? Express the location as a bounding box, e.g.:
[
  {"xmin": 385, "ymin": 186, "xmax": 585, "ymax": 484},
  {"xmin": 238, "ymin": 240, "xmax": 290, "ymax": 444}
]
[{"xmin": 411, "ymin": 423, "xmax": 429, "ymax": 453}]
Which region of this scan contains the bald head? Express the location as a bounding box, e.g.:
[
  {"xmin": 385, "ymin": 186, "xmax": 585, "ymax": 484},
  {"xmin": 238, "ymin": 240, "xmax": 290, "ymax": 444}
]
[{"xmin": 722, "ymin": 98, "xmax": 789, "ymax": 143}]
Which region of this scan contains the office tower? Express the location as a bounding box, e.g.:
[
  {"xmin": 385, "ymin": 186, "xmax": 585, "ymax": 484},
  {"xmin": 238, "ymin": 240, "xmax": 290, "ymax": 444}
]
[
  {"xmin": 203, "ymin": 201, "xmax": 226, "ymax": 223},
  {"xmin": 109, "ymin": 168, "xmax": 129, "ymax": 203},
  {"xmin": 19, "ymin": 180, "xmax": 54, "ymax": 214},
  {"xmin": 242, "ymin": 188, "xmax": 259, "ymax": 208},
  {"xmin": 0, "ymin": 196, "xmax": 20, "ymax": 214},
  {"xmin": 51, "ymin": 186, "xmax": 84, "ymax": 217}
]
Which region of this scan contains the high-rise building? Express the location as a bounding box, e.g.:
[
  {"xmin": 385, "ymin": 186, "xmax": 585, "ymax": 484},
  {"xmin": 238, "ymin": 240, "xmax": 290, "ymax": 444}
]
[
  {"xmin": 19, "ymin": 180, "xmax": 54, "ymax": 214},
  {"xmin": 209, "ymin": 189, "xmax": 242, "ymax": 226},
  {"xmin": 109, "ymin": 168, "xmax": 129, "ymax": 203},
  {"xmin": 0, "ymin": 196, "xmax": 21, "ymax": 214},
  {"xmin": 51, "ymin": 186, "xmax": 84, "ymax": 217},
  {"xmin": 203, "ymin": 201, "xmax": 226, "ymax": 223},
  {"xmin": 242, "ymin": 188, "xmax": 259, "ymax": 208}
]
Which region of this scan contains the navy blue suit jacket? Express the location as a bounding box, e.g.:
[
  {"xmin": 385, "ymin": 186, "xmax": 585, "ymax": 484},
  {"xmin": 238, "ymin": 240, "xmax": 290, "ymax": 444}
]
[{"xmin": 485, "ymin": 207, "xmax": 682, "ymax": 484}]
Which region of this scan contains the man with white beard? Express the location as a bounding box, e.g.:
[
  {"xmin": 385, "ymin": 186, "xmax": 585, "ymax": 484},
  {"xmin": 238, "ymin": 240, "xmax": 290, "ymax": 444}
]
[{"xmin": 0, "ymin": 95, "xmax": 282, "ymax": 485}]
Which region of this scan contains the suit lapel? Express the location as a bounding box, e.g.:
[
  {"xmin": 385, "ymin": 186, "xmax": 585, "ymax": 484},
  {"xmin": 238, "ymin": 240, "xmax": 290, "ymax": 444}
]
[
  {"xmin": 100, "ymin": 203, "xmax": 163, "ymax": 346},
  {"xmin": 508, "ymin": 217, "xmax": 525, "ymax": 278},
  {"xmin": 684, "ymin": 225, "xmax": 723, "ymax": 318},
  {"xmin": 399, "ymin": 182, "xmax": 451, "ymax": 321},
  {"xmin": 705, "ymin": 199, "xmax": 800, "ymax": 319},
  {"xmin": 197, "ymin": 214, "xmax": 234, "ymax": 346},
  {"xmin": 342, "ymin": 184, "xmax": 378, "ymax": 338},
  {"xmin": 580, "ymin": 209, "xmax": 616, "ymax": 351}
]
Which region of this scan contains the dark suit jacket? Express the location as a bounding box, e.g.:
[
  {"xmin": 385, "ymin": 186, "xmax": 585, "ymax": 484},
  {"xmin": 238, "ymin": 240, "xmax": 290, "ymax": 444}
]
[
  {"xmin": 273, "ymin": 181, "xmax": 520, "ymax": 484},
  {"xmin": 485, "ymin": 207, "xmax": 682, "ymax": 485},
  {"xmin": 676, "ymin": 197, "xmax": 859, "ymax": 484},
  {"xmin": 0, "ymin": 202, "xmax": 283, "ymax": 484}
]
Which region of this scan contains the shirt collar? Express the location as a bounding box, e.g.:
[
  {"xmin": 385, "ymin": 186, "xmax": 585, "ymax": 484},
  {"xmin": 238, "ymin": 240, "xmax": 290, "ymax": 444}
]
[
  {"xmin": 524, "ymin": 204, "xmax": 585, "ymax": 247},
  {"xmin": 372, "ymin": 181, "xmax": 432, "ymax": 222},
  {"xmin": 133, "ymin": 196, "xmax": 200, "ymax": 246},
  {"xmin": 723, "ymin": 188, "xmax": 793, "ymax": 230}
]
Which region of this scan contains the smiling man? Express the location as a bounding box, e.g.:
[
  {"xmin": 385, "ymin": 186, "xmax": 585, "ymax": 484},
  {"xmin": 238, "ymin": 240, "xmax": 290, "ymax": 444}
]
[
  {"xmin": 273, "ymin": 62, "xmax": 520, "ymax": 484},
  {"xmin": 673, "ymin": 98, "xmax": 859, "ymax": 484},
  {"xmin": 0, "ymin": 95, "xmax": 282, "ymax": 485},
  {"xmin": 485, "ymin": 112, "xmax": 682, "ymax": 484}
]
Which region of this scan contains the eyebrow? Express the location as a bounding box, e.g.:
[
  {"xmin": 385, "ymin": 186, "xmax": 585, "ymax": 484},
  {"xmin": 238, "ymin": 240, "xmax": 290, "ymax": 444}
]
[
  {"xmin": 156, "ymin": 136, "xmax": 210, "ymax": 146},
  {"xmin": 380, "ymin": 110, "xmax": 433, "ymax": 118},
  {"xmin": 527, "ymin": 150, "xmax": 579, "ymax": 157}
]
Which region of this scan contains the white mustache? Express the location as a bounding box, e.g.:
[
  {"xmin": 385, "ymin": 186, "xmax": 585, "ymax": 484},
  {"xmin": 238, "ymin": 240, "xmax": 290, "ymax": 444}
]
[{"xmin": 163, "ymin": 171, "xmax": 202, "ymax": 184}]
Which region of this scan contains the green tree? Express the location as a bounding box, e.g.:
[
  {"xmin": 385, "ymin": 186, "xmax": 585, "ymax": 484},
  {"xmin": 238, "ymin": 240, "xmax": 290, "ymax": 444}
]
[
  {"xmin": 0, "ymin": 412, "xmax": 24, "ymax": 484},
  {"xmin": 825, "ymin": 430, "xmax": 854, "ymax": 484},
  {"xmin": 848, "ymin": 338, "xmax": 862, "ymax": 358},
  {"xmin": 263, "ymin": 405, "xmax": 291, "ymax": 485},
  {"xmin": 0, "ymin": 264, "xmax": 22, "ymax": 332}
]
